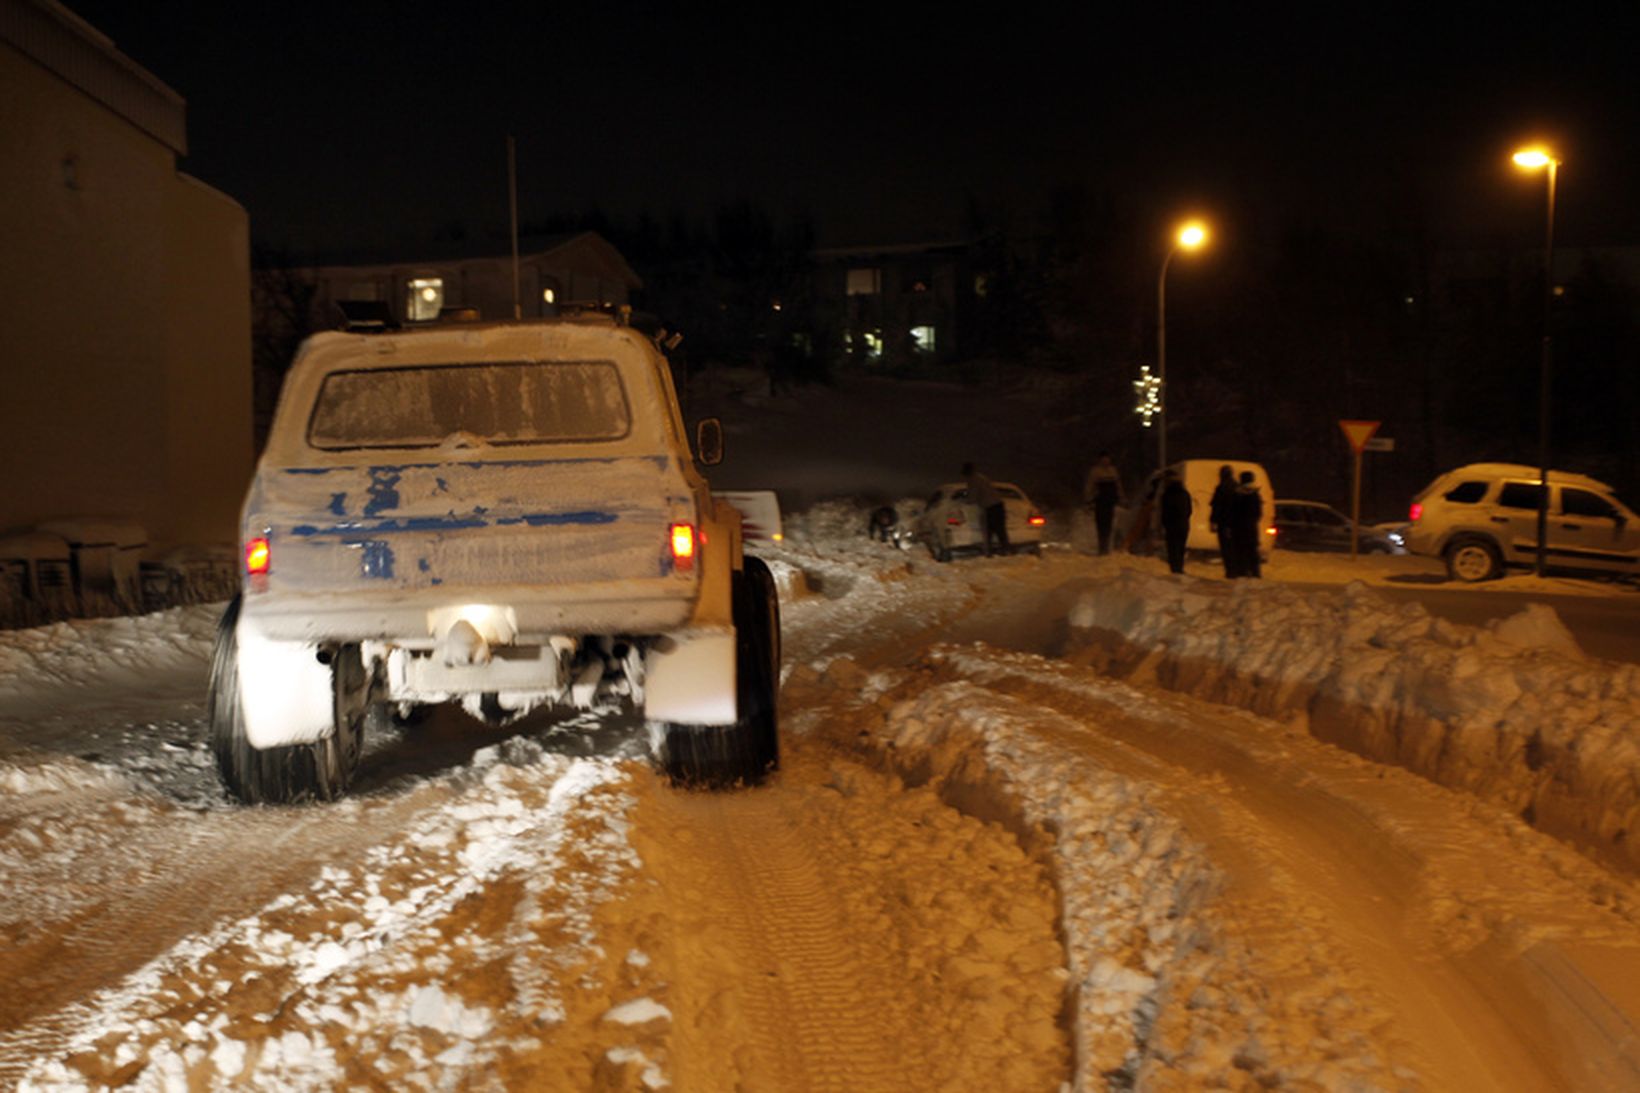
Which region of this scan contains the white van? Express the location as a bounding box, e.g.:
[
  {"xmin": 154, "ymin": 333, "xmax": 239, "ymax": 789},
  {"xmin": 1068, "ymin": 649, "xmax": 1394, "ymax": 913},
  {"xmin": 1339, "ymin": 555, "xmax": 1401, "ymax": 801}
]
[{"xmin": 1135, "ymin": 460, "xmax": 1275, "ymax": 560}]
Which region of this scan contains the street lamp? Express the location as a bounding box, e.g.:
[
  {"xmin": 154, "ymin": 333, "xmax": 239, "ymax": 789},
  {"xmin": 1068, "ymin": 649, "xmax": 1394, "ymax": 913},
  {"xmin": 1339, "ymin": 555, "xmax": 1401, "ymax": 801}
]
[
  {"xmin": 1157, "ymin": 219, "xmax": 1210, "ymax": 471},
  {"xmin": 1512, "ymin": 145, "xmax": 1559, "ymax": 578}
]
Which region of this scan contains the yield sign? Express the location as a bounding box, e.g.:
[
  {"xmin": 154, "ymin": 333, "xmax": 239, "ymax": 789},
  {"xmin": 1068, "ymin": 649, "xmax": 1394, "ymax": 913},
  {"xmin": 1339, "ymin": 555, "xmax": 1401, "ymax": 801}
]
[{"xmin": 1338, "ymin": 419, "xmax": 1381, "ymax": 454}]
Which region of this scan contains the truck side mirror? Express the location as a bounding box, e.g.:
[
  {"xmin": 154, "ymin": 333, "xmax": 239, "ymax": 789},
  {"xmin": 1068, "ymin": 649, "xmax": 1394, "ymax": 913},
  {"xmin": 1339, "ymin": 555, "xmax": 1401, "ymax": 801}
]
[{"xmin": 694, "ymin": 418, "xmax": 724, "ymax": 466}]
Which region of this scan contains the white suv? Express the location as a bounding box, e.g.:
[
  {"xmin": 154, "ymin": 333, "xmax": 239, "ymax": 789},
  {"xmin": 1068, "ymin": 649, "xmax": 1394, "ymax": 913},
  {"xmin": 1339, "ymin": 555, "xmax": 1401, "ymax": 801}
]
[
  {"xmin": 1404, "ymin": 462, "xmax": 1640, "ymax": 582},
  {"xmin": 210, "ymin": 313, "xmax": 779, "ymax": 802}
]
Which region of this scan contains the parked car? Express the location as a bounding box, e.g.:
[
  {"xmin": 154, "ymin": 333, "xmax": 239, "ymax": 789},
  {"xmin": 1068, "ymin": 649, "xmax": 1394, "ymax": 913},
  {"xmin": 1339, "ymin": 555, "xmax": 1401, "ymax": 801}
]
[
  {"xmin": 912, "ymin": 482, "xmax": 1046, "ymax": 561},
  {"xmin": 1372, "ymin": 522, "xmax": 1411, "ymax": 552},
  {"xmin": 1133, "ymin": 460, "xmax": 1275, "ymax": 561},
  {"xmin": 713, "ymin": 489, "xmax": 784, "ymax": 544},
  {"xmin": 211, "ymin": 311, "xmax": 780, "ymax": 803},
  {"xmin": 1404, "ymin": 462, "xmax": 1640, "ymax": 581},
  {"xmin": 1271, "ymin": 500, "xmax": 1401, "ymax": 554}
]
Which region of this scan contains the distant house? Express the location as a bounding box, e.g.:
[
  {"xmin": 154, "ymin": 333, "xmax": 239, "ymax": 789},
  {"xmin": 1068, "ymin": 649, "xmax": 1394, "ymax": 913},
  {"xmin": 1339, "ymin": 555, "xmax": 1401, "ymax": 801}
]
[
  {"xmin": 304, "ymin": 231, "xmax": 643, "ymax": 326},
  {"xmin": 811, "ymin": 239, "xmax": 977, "ymax": 365},
  {"xmin": 251, "ymin": 232, "xmax": 643, "ymax": 443},
  {"xmin": 0, "ymin": 0, "xmax": 252, "ymax": 554}
]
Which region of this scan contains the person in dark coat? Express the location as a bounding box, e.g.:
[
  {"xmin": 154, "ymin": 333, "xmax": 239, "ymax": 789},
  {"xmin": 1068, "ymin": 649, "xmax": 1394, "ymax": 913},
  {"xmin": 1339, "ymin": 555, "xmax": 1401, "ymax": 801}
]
[
  {"xmin": 1209, "ymin": 464, "xmax": 1241, "ymax": 578},
  {"xmin": 1158, "ymin": 469, "xmax": 1193, "ymax": 574},
  {"xmin": 962, "ymin": 461, "xmax": 1010, "ymax": 556},
  {"xmin": 1082, "ymin": 451, "xmax": 1124, "ymax": 556},
  {"xmin": 868, "ymin": 505, "xmax": 898, "ymax": 542},
  {"xmin": 1232, "ymin": 470, "xmax": 1264, "ymax": 578}
]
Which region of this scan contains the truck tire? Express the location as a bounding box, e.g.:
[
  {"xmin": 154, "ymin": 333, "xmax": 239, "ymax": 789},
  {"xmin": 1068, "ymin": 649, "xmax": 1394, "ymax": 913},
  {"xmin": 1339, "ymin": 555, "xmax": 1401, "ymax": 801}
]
[
  {"xmin": 658, "ymin": 557, "xmax": 780, "ymax": 786},
  {"xmin": 210, "ymin": 596, "xmax": 366, "ymax": 804},
  {"xmin": 1445, "ymin": 537, "xmax": 1503, "ymax": 582}
]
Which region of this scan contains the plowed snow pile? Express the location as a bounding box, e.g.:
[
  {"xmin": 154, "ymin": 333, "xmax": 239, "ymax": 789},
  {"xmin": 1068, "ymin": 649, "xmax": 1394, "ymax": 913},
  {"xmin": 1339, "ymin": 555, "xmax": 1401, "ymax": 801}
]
[{"xmin": 1067, "ymin": 570, "xmax": 1640, "ymax": 869}]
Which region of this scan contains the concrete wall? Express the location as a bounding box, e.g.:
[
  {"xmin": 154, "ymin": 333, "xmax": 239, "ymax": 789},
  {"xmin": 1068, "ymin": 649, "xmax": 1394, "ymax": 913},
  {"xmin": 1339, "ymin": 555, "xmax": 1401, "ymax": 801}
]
[{"xmin": 0, "ymin": 38, "xmax": 250, "ymax": 551}]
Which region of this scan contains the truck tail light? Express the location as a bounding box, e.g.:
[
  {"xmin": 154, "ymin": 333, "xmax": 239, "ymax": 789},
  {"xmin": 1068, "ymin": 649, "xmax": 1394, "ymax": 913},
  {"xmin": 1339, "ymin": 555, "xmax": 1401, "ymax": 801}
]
[
  {"xmin": 245, "ymin": 537, "xmax": 271, "ymax": 575},
  {"xmin": 1027, "ymin": 513, "xmax": 1046, "ymax": 527},
  {"xmin": 1409, "ymin": 502, "xmax": 1423, "ymax": 523},
  {"xmin": 946, "ymin": 513, "xmax": 964, "ymax": 526},
  {"xmin": 670, "ymin": 523, "xmax": 695, "ymax": 571}
]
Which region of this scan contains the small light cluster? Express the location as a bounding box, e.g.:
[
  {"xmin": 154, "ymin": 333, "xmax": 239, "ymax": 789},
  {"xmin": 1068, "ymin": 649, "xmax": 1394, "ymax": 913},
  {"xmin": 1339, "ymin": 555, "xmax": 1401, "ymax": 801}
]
[{"xmin": 1134, "ymin": 366, "xmax": 1163, "ymax": 427}]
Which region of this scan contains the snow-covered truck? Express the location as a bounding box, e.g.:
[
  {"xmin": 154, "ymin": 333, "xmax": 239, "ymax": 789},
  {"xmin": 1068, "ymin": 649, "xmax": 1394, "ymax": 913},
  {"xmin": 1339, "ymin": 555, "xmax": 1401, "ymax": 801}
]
[{"xmin": 209, "ymin": 312, "xmax": 779, "ymax": 803}]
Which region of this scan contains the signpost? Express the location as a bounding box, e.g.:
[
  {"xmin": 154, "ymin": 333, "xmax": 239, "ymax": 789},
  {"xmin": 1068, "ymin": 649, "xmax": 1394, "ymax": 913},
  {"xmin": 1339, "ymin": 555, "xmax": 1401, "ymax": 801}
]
[{"xmin": 1338, "ymin": 420, "xmax": 1381, "ymax": 560}]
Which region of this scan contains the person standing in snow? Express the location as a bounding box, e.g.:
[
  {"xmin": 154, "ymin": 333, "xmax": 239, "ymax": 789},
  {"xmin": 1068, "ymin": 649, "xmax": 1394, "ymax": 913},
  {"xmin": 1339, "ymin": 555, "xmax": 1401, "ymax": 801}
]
[
  {"xmin": 1158, "ymin": 469, "xmax": 1193, "ymax": 574},
  {"xmin": 962, "ymin": 461, "xmax": 1010, "ymax": 556},
  {"xmin": 1232, "ymin": 470, "xmax": 1264, "ymax": 578},
  {"xmin": 1082, "ymin": 451, "xmax": 1124, "ymax": 556},
  {"xmin": 1209, "ymin": 464, "xmax": 1241, "ymax": 578}
]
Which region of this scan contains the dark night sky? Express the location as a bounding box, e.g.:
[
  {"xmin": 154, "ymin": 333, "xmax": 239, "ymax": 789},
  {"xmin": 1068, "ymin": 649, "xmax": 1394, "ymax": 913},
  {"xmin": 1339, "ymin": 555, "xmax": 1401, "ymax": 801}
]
[{"xmin": 60, "ymin": 1, "xmax": 1640, "ymax": 258}]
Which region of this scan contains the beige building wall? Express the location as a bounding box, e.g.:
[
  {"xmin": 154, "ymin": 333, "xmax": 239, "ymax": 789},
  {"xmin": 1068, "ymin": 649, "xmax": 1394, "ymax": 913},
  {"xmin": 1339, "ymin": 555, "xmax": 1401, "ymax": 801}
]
[{"xmin": 0, "ymin": 15, "xmax": 250, "ymax": 552}]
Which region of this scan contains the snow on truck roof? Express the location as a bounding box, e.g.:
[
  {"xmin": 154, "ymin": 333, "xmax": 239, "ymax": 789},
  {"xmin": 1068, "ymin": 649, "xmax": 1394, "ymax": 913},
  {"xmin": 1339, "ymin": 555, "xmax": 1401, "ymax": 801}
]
[{"xmin": 293, "ymin": 317, "xmax": 660, "ymax": 372}]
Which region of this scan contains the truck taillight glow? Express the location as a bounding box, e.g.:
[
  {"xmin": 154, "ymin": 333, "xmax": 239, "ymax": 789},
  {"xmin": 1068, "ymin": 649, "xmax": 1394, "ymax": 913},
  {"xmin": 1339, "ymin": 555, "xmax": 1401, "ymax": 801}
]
[
  {"xmin": 670, "ymin": 523, "xmax": 695, "ymax": 570},
  {"xmin": 1027, "ymin": 513, "xmax": 1045, "ymax": 526},
  {"xmin": 1409, "ymin": 502, "xmax": 1423, "ymax": 522},
  {"xmin": 245, "ymin": 537, "xmax": 271, "ymax": 575}
]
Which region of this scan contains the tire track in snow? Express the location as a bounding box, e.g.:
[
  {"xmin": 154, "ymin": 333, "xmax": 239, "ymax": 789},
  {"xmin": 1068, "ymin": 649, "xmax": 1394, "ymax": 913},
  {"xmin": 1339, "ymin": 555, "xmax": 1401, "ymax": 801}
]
[
  {"xmin": 629, "ymin": 736, "xmax": 1069, "ymax": 1092},
  {"xmin": 926, "ymin": 644, "xmax": 1640, "ymax": 1091},
  {"xmin": 636, "ymin": 775, "xmax": 910, "ymax": 1090}
]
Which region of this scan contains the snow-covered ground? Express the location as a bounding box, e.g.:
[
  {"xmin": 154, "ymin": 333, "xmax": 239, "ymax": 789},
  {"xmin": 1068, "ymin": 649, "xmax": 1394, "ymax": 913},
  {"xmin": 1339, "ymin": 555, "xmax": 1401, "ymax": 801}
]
[{"xmin": 4, "ymin": 499, "xmax": 1640, "ymax": 1089}]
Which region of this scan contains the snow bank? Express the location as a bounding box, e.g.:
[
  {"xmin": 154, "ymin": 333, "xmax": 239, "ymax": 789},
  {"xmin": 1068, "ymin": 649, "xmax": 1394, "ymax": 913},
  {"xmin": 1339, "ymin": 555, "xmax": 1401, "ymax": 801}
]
[
  {"xmin": 780, "ymin": 496, "xmax": 923, "ymax": 547},
  {"xmin": 0, "ymin": 604, "xmax": 220, "ymax": 703},
  {"xmin": 17, "ymin": 747, "xmax": 643, "ymax": 1091},
  {"xmin": 1069, "ymin": 572, "xmax": 1640, "ymax": 871}
]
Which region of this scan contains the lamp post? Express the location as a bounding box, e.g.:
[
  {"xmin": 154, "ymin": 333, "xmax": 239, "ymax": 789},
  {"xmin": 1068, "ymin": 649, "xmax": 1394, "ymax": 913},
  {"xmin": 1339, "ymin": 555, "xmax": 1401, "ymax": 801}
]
[
  {"xmin": 1512, "ymin": 146, "xmax": 1559, "ymax": 578},
  {"xmin": 1157, "ymin": 219, "xmax": 1209, "ymax": 472}
]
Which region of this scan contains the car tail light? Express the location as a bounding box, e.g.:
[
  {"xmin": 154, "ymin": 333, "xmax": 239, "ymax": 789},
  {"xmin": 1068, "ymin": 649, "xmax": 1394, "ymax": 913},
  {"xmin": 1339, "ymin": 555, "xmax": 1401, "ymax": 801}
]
[
  {"xmin": 1027, "ymin": 513, "xmax": 1046, "ymax": 527},
  {"xmin": 1409, "ymin": 502, "xmax": 1423, "ymax": 522},
  {"xmin": 670, "ymin": 523, "xmax": 695, "ymax": 571},
  {"xmin": 245, "ymin": 537, "xmax": 271, "ymax": 575},
  {"xmin": 946, "ymin": 514, "xmax": 964, "ymax": 526}
]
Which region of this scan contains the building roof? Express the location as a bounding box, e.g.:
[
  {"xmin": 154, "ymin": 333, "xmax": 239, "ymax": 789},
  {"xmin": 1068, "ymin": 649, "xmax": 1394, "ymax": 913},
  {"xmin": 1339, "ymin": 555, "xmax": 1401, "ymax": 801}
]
[
  {"xmin": 301, "ymin": 230, "xmax": 643, "ymax": 290},
  {"xmin": 0, "ymin": 0, "xmax": 187, "ymax": 154}
]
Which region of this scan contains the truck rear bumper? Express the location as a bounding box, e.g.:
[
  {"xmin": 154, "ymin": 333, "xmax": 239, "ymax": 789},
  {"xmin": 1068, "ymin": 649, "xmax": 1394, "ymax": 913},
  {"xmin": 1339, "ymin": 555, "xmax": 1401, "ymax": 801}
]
[{"xmin": 240, "ymin": 582, "xmax": 697, "ymax": 643}]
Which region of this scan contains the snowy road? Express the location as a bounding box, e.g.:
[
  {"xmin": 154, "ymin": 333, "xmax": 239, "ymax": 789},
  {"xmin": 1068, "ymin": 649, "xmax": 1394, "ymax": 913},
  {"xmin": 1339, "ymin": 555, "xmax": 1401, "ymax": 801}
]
[{"xmin": 3, "ymin": 509, "xmax": 1640, "ymax": 1089}]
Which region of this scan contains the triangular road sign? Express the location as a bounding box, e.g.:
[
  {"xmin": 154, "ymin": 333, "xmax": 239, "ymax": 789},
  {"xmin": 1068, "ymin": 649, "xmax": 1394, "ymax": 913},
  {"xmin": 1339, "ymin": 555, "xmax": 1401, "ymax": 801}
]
[{"xmin": 1338, "ymin": 419, "xmax": 1381, "ymax": 453}]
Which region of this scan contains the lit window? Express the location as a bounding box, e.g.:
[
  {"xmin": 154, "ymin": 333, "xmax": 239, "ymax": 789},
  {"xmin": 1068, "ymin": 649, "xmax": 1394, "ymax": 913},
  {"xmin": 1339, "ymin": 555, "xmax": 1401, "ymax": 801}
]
[
  {"xmin": 407, "ymin": 278, "xmax": 444, "ymax": 321},
  {"xmin": 846, "ymin": 268, "xmax": 881, "ymax": 296},
  {"xmin": 542, "ymin": 287, "xmax": 556, "ymax": 304},
  {"xmin": 974, "ymin": 274, "xmax": 990, "ymax": 297},
  {"xmin": 910, "ymin": 325, "xmax": 936, "ymax": 353},
  {"xmin": 863, "ymin": 331, "xmax": 884, "ymax": 358}
]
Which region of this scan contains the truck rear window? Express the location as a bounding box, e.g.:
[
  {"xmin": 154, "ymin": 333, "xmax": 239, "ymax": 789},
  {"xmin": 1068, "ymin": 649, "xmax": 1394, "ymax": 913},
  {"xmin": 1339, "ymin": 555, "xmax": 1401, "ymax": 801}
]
[{"xmin": 307, "ymin": 361, "xmax": 631, "ymax": 449}]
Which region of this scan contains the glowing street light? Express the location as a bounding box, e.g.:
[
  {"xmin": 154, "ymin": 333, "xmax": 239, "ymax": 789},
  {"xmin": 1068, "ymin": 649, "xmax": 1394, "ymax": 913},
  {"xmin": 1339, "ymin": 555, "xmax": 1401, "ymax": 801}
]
[
  {"xmin": 1512, "ymin": 144, "xmax": 1560, "ymax": 578},
  {"xmin": 1157, "ymin": 219, "xmax": 1211, "ymax": 471}
]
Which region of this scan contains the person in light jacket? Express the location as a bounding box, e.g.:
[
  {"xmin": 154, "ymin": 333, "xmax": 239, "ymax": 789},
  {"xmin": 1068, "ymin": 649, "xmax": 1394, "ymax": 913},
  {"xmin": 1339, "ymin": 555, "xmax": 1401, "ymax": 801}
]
[{"xmin": 1083, "ymin": 451, "xmax": 1124, "ymax": 556}]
